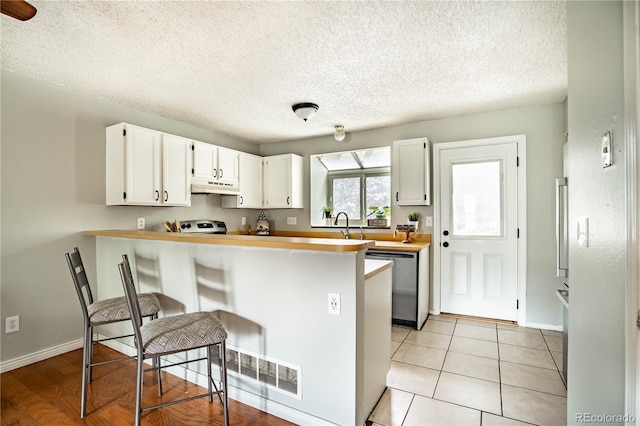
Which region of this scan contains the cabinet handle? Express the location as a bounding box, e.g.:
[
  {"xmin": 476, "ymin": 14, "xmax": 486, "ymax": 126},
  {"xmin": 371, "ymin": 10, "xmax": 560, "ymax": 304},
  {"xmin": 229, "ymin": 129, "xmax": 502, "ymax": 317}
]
[
  {"xmin": 164, "ymin": 191, "xmax": 168, "ymax": 202},
  {"xmin": 396, "ymin": 192, "xmax": 399, "ymax": 202},
  {"xmin": 287, "ymin": 196, "xmax": 290, "ymax": 205},
  {"xmin": 155, "ymin": 190, "xmax": 160, "ymax": 201},
  {"xmin": 240, "ymin": 196, "xmax": 244, "ymax": 205},
  {"xmin": 220, "ymin": 169, "xmax": 223, "ymax": 179},
  {"xmin": 213, "ymin": 168, "xmax": 217, "ymax": 178}
]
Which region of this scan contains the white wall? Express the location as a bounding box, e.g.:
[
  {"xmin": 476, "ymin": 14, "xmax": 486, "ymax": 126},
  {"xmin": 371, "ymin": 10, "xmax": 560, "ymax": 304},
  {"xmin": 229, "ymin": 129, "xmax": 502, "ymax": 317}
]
[
  {"xmin": 0, "ymin": 71, "xmax": 260, "ymax": 362},
  {"xmin": 566, "ymin": 1, "xmax": 627, "ymax": 422},
  {"xmin": 260, "ymin": 103, "xmax": 567, "ymax": 327}
]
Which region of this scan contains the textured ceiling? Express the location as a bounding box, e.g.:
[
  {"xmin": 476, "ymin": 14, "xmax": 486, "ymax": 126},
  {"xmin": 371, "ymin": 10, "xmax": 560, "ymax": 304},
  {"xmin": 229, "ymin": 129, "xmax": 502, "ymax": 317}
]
[{"xmin": 1, "ymin": 1, "xmax": 567, "ymax": 143}]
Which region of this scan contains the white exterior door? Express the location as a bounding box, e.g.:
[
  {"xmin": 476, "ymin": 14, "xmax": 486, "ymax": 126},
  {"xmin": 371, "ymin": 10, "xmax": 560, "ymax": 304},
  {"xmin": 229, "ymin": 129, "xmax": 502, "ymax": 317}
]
[{"xmin": 440, "ymin": 142, "xmax": 519, "ymax": 321}]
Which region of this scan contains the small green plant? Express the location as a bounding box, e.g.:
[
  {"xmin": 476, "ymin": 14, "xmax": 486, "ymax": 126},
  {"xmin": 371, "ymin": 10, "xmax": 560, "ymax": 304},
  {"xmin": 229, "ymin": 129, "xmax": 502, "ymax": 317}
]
[
  {"xmin": 408, "ymin": 211, "xmax": 421, "ymax": 221},
  {"xmin": 322, "ymin": 206, "xmax": 333, "ymax": 218}
]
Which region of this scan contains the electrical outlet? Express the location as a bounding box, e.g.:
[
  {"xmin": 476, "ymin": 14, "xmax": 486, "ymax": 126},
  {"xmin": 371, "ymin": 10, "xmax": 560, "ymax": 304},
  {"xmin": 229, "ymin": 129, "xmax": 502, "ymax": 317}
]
[
  {"xmin": 328, "ymin": 293, "xmax": 341, "ymax": 315},
  {"xmin": 287, "ymin": 217, "xmax": 297, "ymax": 225},
  {"xmin": 5, "ymin": 315, "xmax": 19, "ymax": 333},
  {"xmin": 137, "ymin": 217, "xmax": 145, "ymax": 230},
  {"xmin": 241, "ymin": 217, "xmax": 247, "ymax": 226}
]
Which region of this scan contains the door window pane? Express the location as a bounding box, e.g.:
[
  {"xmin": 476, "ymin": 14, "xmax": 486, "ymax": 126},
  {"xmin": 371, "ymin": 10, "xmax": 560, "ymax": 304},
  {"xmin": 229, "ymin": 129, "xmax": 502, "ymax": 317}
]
[
  {"xmin": 452, "ymin": 161, "xmax": 502, "ymax": 237},
  {"xmin": 333, "ymin": 177, "xmax": 361, "ymax": 219}
]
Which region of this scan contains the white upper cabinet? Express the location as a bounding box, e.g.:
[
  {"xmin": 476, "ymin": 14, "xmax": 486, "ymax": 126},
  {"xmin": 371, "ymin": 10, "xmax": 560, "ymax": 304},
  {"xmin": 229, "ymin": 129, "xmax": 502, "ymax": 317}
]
[
  {"xmin": 263, "ymin": 153, "xmax": 303, "ymax": 208},
  {"xmin": 106, "ymin": 123, "xmax": 191, "ymax": 206},
  {"xmin": 221, "ymin": 152, "xmax": 263, "ymax": 208},
  {"xmin": 392, "ymin": 137, "xmax": 431, "ymax": 206},
  {"xmin": 161, "ymin": 133, "xmax": 192, "ymax": 206},
  {"xmin": 192, "ymin": 141, "xmax": 239, "ymax": 191}
]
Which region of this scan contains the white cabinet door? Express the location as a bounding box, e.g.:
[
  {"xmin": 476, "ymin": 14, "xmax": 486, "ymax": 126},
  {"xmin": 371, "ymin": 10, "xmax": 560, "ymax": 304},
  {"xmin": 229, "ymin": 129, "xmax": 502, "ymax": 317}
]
[
  {"xmin": 217, "ymin": 146, "xmax": 239, "ymax": 187},
  {"xmin": 392, "ymin": 138, "xmax": 431, "ymax": 205},
  {"xmin": 263, "ymin": 154, "xmax": 303, "ymax": 208},
  {"xmin": 107, "ymin": 123, "xmax": 160, "ymax": 205},
  {"xmin": 162, "ymin": 133, "xmax": 192, "ymax": 206},
  {"xmin": 192, "ymin": 141, "xmax": 217, "ymax": 182},
  {"xmin": 222, "ymin": 152, "xmax": 263, "ymax": 208},
  {"xmin": 125, "ymin": 125, "xmax": 161, "ymax": 205}
]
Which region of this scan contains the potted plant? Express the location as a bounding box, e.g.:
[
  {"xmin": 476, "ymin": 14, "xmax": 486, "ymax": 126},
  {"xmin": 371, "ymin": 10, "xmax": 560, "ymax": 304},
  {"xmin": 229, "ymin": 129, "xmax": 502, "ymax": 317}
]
[
  {"xmin": 408, "ymin": 211, "xmax": 420, "ymax": 231},
  {"xmin": 367, "ymin": 206, "xmax": 388, "ymax": 227},
  {"xmin": 322, "ymin": 206, "xmax": 333, "ymax": 219}
]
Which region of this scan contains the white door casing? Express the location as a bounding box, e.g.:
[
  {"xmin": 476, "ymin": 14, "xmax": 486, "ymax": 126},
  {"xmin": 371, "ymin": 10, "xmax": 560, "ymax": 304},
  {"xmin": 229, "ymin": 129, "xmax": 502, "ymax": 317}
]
[{"xmin": 433, "ymin": 135, "xmax": 527, "ymax": 325}]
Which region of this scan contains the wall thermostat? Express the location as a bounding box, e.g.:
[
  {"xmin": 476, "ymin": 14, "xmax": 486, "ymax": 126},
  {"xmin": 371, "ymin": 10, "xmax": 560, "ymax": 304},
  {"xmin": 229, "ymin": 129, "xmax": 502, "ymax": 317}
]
[{"xmin": 602, "ymin": 131, "xmax": 612, "ymax": 168}]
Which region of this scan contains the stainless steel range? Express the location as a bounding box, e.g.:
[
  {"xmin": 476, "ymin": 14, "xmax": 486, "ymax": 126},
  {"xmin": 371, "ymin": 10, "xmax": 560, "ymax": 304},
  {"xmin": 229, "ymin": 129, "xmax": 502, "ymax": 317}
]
[{"xmin": 179, "ymin": 220, "xmax": 227, "ymax": 234}]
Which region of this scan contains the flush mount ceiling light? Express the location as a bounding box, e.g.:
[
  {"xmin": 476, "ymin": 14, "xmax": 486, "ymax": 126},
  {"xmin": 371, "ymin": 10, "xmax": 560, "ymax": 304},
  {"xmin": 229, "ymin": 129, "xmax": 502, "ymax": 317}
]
[
  {"xmin": 292, "ymin": 103, "xmax": 319, "ymax": 121},
  {"xmin": 333, "ymin": 125, "xmax": 346, "ymax": 142}
]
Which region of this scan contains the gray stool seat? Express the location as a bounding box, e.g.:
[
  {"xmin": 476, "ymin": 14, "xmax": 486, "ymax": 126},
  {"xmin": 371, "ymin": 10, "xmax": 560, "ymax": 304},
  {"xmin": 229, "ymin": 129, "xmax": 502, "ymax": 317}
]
[
  {"xmin": 140, "ymin": 311, "xmax": 227, "ymax": 355},
  {"xmin": 88, "ymin": 294, "xmax": 160, "ymax": 323}
]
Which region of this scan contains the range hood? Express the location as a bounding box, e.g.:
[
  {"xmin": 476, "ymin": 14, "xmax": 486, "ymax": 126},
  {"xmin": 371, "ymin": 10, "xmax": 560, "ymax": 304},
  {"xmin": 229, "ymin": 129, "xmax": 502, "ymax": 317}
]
[{"xmin": 191, "ymin": 179, "xmax": 240, "ymax": 195}]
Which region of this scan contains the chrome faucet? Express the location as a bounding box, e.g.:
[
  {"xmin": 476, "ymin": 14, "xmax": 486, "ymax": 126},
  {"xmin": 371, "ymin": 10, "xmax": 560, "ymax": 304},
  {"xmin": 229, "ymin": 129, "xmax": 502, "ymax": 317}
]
[{"xmin": 334, "ymin": 211, "xmax": 350, "ymax": 239}]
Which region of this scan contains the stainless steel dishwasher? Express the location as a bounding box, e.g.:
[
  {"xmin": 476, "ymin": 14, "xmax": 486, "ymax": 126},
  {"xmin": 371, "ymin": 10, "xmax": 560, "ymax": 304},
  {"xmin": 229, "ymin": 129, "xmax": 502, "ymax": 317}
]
[{"xmin": 365, "ymin": 250, "xmax": 418, "ymax": 327}]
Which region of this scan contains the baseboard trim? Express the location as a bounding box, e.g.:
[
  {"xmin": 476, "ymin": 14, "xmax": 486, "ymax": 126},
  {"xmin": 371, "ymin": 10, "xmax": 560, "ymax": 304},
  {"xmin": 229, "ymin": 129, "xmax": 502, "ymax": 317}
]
[
  {"xmin": 0, "ymin": 338, "xmax": 83, "ymax": 374},
  {"xmin": 100, "ymin": 337, "xmax": 330, "ymax": 425},
  {"xmin": 525, "ymin": 321, "xmax": 562, "ymax": 332}
]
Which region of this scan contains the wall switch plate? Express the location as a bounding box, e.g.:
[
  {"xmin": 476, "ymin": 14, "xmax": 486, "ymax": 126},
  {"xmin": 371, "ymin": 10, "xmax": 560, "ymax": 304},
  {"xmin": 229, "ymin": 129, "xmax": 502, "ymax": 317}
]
[
  {"xmin": 137, "ymin": 217, "xmax": 145, "ymax": 230},
  {"xmin": 577, "ymin": 216, "xmax": 589, "ymax": 247},
  {"xmin": 328, "ymin": 293, "xmax": 341, "ymax": 315},
  {"xmin": 5, "ymin": 315, "xmax": 19, "ymax": 333},
  {"xmin": 287, "ymin": 217, "xmax": 297, "ymax": 225},
  {"xmin": 241, "ymin": 217, "xmax": 247, "ymax": 226},
  {"xmin": 425, "ymin": 216, "xmax": 433, "ymax": 227},
  {"xmin": 602, "ymin": 131, "xmax": 612, "ymax": 168}
]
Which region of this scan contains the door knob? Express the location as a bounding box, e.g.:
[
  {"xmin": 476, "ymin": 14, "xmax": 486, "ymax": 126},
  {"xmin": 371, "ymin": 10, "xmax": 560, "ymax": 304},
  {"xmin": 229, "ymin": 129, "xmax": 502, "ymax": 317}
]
[
  {"xmin": 443, "ymin": 242, "xmax": 449, "ymax": 247},
  {"xmin": 443, "ymin": 230, "xmax": 449, "ymax": 236}
]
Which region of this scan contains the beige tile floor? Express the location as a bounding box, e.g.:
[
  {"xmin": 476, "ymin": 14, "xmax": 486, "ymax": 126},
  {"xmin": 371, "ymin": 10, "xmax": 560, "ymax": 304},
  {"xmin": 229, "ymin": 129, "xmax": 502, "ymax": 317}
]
[{"xmin": 368, "ymin": 315, "xmax": 567, "ymax": 426}]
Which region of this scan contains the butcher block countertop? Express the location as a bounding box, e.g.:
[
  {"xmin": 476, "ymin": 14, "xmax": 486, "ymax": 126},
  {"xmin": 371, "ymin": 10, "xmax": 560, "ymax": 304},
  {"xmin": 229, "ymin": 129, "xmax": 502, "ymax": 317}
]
[{"xmin": 84, "ymin": 230, "xmax": 375, "ymax": 252}]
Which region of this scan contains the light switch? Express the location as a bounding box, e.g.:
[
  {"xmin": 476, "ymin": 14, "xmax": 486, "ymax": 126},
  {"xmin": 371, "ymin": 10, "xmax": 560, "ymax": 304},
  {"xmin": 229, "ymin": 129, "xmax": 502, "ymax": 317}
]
[
  {"xmin": 577, "ymin": 216, "xmax": 589, "ymax": 247},
  {"xmin": 602, "ymin": 131, "xmax": 612, "ymax": 168}
]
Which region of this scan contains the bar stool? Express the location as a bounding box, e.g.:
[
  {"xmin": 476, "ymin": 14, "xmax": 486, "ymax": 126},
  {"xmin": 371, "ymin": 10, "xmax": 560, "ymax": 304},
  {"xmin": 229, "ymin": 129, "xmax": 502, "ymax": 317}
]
[
  {"xmin": 65, "ymin": 247, "xmax": 160, "ymax": 418},
  {"xmin": 118, "ymin": 254, "xmax": 229, "ymax": 426}
]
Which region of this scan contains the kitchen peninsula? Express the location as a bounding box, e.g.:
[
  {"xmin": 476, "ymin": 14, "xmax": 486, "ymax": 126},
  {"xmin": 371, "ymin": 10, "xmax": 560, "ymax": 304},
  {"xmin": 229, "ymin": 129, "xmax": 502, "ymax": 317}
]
[{"xmin": 85, "ymin": 230, "xmax": 392, "ymax": 426}]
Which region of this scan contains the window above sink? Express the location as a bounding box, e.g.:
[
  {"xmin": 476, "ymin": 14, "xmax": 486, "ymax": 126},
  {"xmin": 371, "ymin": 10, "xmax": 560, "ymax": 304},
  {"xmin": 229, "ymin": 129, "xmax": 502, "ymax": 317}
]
[{"xmin": 311, "ymin": 147, "xmax": 391, "ymax": 228}]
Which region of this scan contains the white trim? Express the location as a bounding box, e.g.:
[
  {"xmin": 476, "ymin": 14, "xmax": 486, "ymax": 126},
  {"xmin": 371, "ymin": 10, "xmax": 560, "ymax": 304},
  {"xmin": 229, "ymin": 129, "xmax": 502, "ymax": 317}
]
[
  {"xmin": 0, "ymin": 338, "xmax": 83, "ymax": 374},
  {"xmin": 432, "ymin": 134, "xmax": 527, "ymax": 325},
  {"xmin": 623, "ymin": 0, "xmax": 639, "ymax": 422},
  {"xmin": 525, "ymin": 322, "xmax": 562, "ymax": 332}
]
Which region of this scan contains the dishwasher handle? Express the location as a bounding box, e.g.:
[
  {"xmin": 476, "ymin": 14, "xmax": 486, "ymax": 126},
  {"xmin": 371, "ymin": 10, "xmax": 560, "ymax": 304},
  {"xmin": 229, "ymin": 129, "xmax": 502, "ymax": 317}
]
[{"xmin": 366, "ymin": 251, "xmax": 416, "ymax": 259}]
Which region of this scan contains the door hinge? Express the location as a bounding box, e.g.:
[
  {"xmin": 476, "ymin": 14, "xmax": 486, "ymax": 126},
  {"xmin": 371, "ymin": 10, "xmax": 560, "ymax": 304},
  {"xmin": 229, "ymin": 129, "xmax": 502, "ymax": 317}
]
[
  {"xmin": 123, "ymin": 129, "xmax": 126, "ymax": 137},
  {"xmin": 191, "ymin": 144, "xmax": 194, "ymax": 151},
  {"xmin": 516, "ymin": 156, "xmax": 520, "ymax": 167},
  {"xmin": 517, "ymin": 299, "xmax": 519, "ymax": 309},
  {"xmin": 191, "ymin": 168, "xmax": 194, "ymax": 175},
  {"xmin": 424, "ymin": 142, "xmax": 427, "ymax": 149}
]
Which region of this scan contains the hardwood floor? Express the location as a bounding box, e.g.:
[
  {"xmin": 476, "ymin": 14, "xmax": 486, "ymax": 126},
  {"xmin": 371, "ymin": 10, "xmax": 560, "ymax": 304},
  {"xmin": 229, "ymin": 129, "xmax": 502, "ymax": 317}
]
[{"xmin": 1, "ymin": 344, "xmax": 295, "ymax": 425}]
